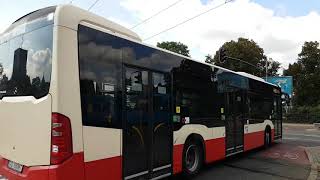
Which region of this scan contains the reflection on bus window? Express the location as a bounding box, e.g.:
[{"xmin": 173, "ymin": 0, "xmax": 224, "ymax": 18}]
[
  {"xmin": 0, "ymin": 24, "xmax": 53, "ymax": 99},
  {"xmin": 78, "ymin": 25, "xmax": 122, "ymax": 129}
]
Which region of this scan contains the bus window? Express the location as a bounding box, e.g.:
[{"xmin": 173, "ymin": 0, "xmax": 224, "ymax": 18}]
[
  {"xmin": 249, "ymin": 94, "xmax": 273, "ymax": 121},
  {"xmin": 0, "ymin": 24, "xmax": 53, "ymax": 99},
  {"xmin": 173, "ymin": 61, "xmax": 224, "ymax": 128},
  {"xmin": 78, "ymin": 25, "xmax": 122, "ymax": 129}
]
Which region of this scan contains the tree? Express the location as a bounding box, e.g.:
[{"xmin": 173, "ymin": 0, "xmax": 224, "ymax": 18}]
[
  {"xmin": 206, "ymin": 38, "xmax": 280, "ymax": 77},
  {"xmin": 283, "ymin": 63, "xmax": 302, "ymax": 88},
  {"xmin": 157, "ymin": 41, "xmax": 190, "ymax": 57},
  {"xmin": 284, "ymin": 41, "xmax": 320, "ymax": 106}
]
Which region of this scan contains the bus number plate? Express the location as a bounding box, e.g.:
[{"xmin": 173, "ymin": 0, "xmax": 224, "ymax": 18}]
[
  {"xmin": 8, "ymin": 160, "xmax": 23, "ymax": 173},
  {"xmin": 0, "ymin": 175, "xmax": 8, "ymax": 180}
]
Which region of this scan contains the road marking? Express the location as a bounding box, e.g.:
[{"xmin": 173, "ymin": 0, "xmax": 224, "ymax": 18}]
[
  {"xmin": 283, "ymin": 137, "xmax": 320, "ymax": 142},
  {"xmin": 285, "ymin": 133, "xmax": 320, "ymax": 138},
  {"xmin": 283, "ymin": 152, "xmax": 299, "ymax": 160},
  {"xmin": 268, "ymin": 152, "xmax": 281, "ymax": 158},
  {"xmin": 264, "ymin": 150, "xmax": 303, "ymax": 161}
]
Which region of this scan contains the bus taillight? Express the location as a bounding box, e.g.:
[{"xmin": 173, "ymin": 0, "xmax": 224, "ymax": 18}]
[{"xmin": 50, "ymin": 113, "xmax": 73, "ymax": 165}]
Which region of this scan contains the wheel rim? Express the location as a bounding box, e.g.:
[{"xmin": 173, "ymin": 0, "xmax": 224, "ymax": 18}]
[{"xmin": 185, "ymin": 145, "xmax": 199, "ymax": 172}]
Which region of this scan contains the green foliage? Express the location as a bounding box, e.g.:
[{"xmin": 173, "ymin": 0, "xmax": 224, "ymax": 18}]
[
  {"xmin": 285, "ymin": 105, "xmax": 320, "ymax": 124},
  {"xmin": 157, "ymin": 41, "xmax": 190, "ymax": 57},
  {"xmin": 262, "ymin": 59, "xmax": 281, "ymax": 77},
  {"xmin": 284, "ymin": 41, "xmax": 320, "ymax": 107},
  {"xmin": 206, "ymin": 38, "xmax": 280, "ymax": 77}
]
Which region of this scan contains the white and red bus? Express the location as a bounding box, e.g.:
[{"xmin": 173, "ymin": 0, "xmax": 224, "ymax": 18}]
[{"xmin": 0, "ymin": 5, "xmax": 282, "ymax": 180}]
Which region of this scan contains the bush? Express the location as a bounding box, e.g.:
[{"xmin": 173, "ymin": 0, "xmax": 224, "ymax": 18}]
[{"xmin": 284, "ymin": 105, "xmax": 320, "ymax": 124}]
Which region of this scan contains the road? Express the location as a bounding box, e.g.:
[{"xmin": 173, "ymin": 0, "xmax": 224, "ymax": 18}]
[{"xmin": 171, "ymin": 123, "xmax": 320, "ymax": 180}]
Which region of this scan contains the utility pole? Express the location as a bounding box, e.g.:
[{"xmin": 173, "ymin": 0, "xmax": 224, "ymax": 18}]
[
  {"xmin": 265, "ymin": 58, "xmax": 268, "ymax": 81},
  {"xmin": 266, "ymin": 58, "xmax": 273, "ymax": 81}
]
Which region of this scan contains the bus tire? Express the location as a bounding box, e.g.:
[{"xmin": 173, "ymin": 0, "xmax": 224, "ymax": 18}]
[
  {"xmin": 264, "ymin": 128, "xmax": 271, "ymax": 148},
  {"xmin": 182, "ymin": 139, "xmax": 203, "ymax": 177}
]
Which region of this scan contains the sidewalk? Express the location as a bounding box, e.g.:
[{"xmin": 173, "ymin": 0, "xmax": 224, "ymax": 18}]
[{"xmin": 305, "ymin": 146, "xmax": 320, "ymax": 180}]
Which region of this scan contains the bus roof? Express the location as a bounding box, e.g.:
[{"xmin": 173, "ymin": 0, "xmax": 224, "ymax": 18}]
[
  {"xmin": 55, "ymin": 5, "xmax": 141, "ymax": 42},
  {"xmin": 55, "ymin": 5, "xmax": 278, "ymax": 88},
  {"xmin": 5, "ymin": 4, "xmax": 278, "ymax": 89}
]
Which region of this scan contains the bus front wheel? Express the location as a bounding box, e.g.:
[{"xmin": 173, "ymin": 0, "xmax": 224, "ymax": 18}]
[
  {"xmin": 264, "ymin": 129, "xmax": 271, "ymax": 148},
  {"xmin": 182, "ymin": 140, "xmax": 203, "ymax": 177}
]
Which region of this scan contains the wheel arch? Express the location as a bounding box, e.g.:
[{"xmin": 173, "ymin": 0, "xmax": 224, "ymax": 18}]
[
  {"xmin": 263, "ymin": 120, "xmax": 275, "ymax": 130},
  {"xmin": 265, "ymin": 125, "xmax": 271, "ymax": 132}
]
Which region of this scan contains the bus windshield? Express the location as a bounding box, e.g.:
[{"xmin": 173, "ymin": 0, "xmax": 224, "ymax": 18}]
[{"xmin": 0, "ymin": 8, "xmax": 54, "ymax": 99}]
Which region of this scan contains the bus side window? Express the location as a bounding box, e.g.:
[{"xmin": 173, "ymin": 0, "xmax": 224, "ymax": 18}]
[
  {"xmin": 248, "ymin": 94, "xmax": 273, "ymax": 122},
  {"xmin": 78, "ymin": 25, "xmax": 122, "ymax": 129},
  {"xmin": 173, "ymin": 61, "xmax": 224, "ymax": 128}
]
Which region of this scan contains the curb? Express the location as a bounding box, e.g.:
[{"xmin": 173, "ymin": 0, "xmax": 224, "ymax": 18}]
[{"xmin": 305, "ymin": 147, "xmax": 320, "ymax": 180}]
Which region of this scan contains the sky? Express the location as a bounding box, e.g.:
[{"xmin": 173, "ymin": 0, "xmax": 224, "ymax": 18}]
[{"xmin": 0, "ymin": 0, "xmax": 320, "ymax": 71}]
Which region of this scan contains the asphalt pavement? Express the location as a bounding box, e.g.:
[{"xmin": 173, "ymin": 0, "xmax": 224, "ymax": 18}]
[{"xmin": 171, "ymin": 123, "xmax": 320, "ymax": 180}]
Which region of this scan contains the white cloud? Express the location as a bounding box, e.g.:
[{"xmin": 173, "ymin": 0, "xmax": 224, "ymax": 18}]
[
  {"xmin": 114, "ymin": 0, "xmax": 320, "ymax": 69},
  {"xmin": 27, "ymin": 48, "xmax": 52, "ymax": 81}
]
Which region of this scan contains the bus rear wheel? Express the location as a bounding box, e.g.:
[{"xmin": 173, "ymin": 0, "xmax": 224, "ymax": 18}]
[
  {"xmin": 183, "ymin": 140, "xmax": 203, "ymax": 177},
  {"xmin": 264, "ymin": 129, "xmax": 271, "ymax": 148}
]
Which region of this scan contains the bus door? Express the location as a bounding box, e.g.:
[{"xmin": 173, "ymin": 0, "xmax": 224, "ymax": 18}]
[
  {"xmin": 123, "ymin": 66, "xmax": 172, "ymax": 180},
  {"xmin": 225, "ymin": 90, "xmax": 245, "ymax": 156}
]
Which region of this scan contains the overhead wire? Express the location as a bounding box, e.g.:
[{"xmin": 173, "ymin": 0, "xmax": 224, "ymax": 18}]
[
  {"xmin": 143, "ymin": 0, "xmax": 235, "ymax": 41},
  {"xmin": 130, "ymin": 0, "xmax": 184, "ymax": 30},
  {"xmin": 88, "ymin": 0, "xmax": 100, "ymax": 11}
]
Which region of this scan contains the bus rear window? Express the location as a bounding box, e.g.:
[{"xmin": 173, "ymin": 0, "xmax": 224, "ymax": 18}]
[{"xmin": 0, "ymin": 13, "xmax": 53, "ymax": 99}]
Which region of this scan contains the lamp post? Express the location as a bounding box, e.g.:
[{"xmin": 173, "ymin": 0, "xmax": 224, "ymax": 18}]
[
  {"xmin": 266, "ymin": 58, "xmax": 273, "ymax": 81},
  {"xmin": 265, "ymin": 58, "xmax": 268, "ymax": 81}
]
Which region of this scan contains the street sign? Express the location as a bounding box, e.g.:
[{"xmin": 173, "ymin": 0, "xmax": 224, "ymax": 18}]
[{"xmin": 266, "ymin": 76, "xmax": 293, "ymax": 97}]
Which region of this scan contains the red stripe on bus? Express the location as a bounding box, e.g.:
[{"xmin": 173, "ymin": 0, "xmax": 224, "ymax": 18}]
[
  {"xmin": 205, "ymin": 137, "xmax": 226, "ymax": 163},
  {"xmin": 0, "ymin": 130, "xmax": 275, "ymax": 179},
  {"xmin": 173, "ymin": 144, "xmax": 184, "ymax": 174},
  {"xmin": 0, "ymin": 157, "xmax": 48, "ymax": 180},
  {"xmin": 0, "ymin": 152, "xmax": 85, "ymax": 180},
  {"xmin": 49, "ymin": 152, "xmax": 85, "ymax": 180},
  {"xmin": 244, "ymin": 131, "xmax": 265, "ymax": 151},
  {"xmin": 84, "ymin": 156, "xmax": 122, "ymax": 180}
]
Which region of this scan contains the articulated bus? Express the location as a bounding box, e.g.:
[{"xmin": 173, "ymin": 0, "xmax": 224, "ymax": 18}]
[{"xmin": 0, "ymin": 5, "xmax": 282, "ymax": 180}]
